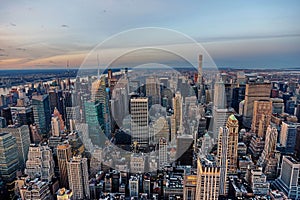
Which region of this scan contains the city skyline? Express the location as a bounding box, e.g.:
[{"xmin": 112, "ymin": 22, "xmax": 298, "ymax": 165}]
[{"xmin": 2, "ymin": 1, "xmax": 300, "ymax": 200}]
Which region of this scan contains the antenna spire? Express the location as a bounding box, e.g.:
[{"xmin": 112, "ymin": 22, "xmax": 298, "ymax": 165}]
[{"xmin": 97, "ymin": 54, "xmax": 100, "ymax": 80}]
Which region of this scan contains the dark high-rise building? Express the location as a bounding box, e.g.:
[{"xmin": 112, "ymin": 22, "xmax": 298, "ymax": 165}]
[
  {"xmin": 282, "ymin": 93, "xmax": 292, "ymax": 112},
  {"xmin": 57, "ymin": 143, "xmax": 72, "ymax": 188},
  {"xmin": 295, "ymin": 125, "xmax": 300, "ymax": 160},
  {"xmin": 1, "ymin": 107, "xmax": 12, "ymax": 126},
  {"xmin": 10, "ymin": 106, "xmax": 34, "ymax": 126},
  {"xmin": 32, "ymin": 95, "xmax": 51, "ymax": 135},
  {"xmin": 0, "ymin": 117, "xmax": 6, "ymax": 128},
  {"xmin": 231, "ymin": 86, "xmax": 245, "ymax": 113},
  {"xmin": 0, "ymin": 125, "xmax": 30, "ymax": 170},
  {"xmin": 57, "ymin": 90, "xmax": 66, "ymax": 121},
  {"xmin": 49, "ymin": 90, "xmax": 58, "ymax": 113},
  {"xmin": 176, "ymin": 134, "xmax": 193, "ymax": 166},
  {"xmin": 286, "ymin": 100, "xmax": 295, "ymax": 115},
  {"xmin": 296, "ymin": 104, "xmax": 300, "ymax": 123},
  {"xmin": 0, "ymin": 132, "xmax": 19, "ymax": 199}
]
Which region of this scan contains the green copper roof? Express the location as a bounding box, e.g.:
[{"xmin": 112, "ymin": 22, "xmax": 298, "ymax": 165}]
[{"xmin": 229, "ymin": 114, "xmax": 237, "ymax": 121}]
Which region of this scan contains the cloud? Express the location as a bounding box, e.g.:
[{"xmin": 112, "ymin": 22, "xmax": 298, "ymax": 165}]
[
  {"xmin": 198, "ymin": 33, "xmax": 300, "ymax": 43},
  {"xmin": 16, "ymin": 47, "xmax": 27, "ymax": 51}
]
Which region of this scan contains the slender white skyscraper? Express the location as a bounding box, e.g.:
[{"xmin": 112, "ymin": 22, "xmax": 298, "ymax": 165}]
[
  {"xmin": 198, "ymin": 54, "xmax": 203, "ymax": 84},
  {"xmin": 197, "ymin": 55, "xmax": 205, "ymax": 104},
  {"xmin": 173, "ymin": 92, "xmax": 183, "ymax": 134}
]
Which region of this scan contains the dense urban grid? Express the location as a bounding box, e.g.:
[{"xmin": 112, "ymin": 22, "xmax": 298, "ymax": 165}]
[{"xmin": 1, "ymin": 55, "xmax": 300, "ymax": 200}]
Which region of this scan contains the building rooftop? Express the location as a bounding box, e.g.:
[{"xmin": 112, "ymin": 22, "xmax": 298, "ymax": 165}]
[{"xmin": 229, "ymin": 114, "xmax": 237, "ymax": 121}]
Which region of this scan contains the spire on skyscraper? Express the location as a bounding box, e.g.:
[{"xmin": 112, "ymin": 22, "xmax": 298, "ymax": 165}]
[{"xmin": 97, "ymin": 54, "xmax": 100, "ymax": 81}]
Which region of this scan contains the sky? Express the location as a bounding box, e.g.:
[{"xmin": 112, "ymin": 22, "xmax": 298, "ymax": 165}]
[{"xmin": 0, "ymin": 0, "xmax": 299, "ymax": 69}]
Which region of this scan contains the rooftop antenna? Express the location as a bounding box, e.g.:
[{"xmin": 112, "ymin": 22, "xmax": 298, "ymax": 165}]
[
  {"xmin": 66, "ymin": 60, "xmax": 70, "ymax": 78},
  {"xmin": 97, "ymin": 54, "xmax": 100, "ymax": 80}
]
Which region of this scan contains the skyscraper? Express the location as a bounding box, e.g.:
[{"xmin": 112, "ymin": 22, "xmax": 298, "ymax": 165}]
[
  {"xmin": 274, "ymin": 156, "xmax": 300, "ymax": 199},
  {"xmin": 225, "ymin": 115, "xmax": 239, "ymax": 174},
  {"xmin": 212, "ymin": 77, "xmax": 230, "ymax": 139},
  {"xmin": 1, "ymin": 107, "xmax": 12, "ymax": 126},
  {"xmin": 25, "ymin": 144, "xmax": 55, "ymax": 182},
  {"xmin": 53, "ymin": 107, "xmax": 65, "ymax": 131},
  {"xmin": 10, "ymin": 105, "xmax": 34, "ymax": 126},
  {"xmin": 84, "ymin": 100, "xmax": 102, "ymax": 147},
  {"xmin": 0, "ymin": 125, "xmax": 30, "ymax": 169},
  {"xmin": 176, "ymin": 134, "xmax": 194, "ymax": 166},
  {"xmin": 183, "ymin": 175, "xmax": 197, "ymax": 200},
  {"xmin": 258, "ymin": 125, "xmax": 278, "ymax": 167},
  {"xmin": 57, "ymin": 143, "xmax": 72, "ymax": 188},
  {"xmin": 92, "ymin": 76, "xmax": 111, "ymax": 137},
  {"xmin": 173, "ymin": 92, "xmax": 183, "ymax": 134},
  {"xmin": 66, "ymin": 105, "xmax": 80, "ymax": 128},
  {"xmin": 196, "ymin": 156, "xmax": 220, "ymax": 200},
  {"xmin": 217, "ymin": 115, "xmax": 239, "ymax": 195},
  {"xmin": 251, "ymin": 100, "xmax": 272, "ymax": 138},
  {"xmin": 158, "ymin": 137, "xmax": 168, "ymax": 168},
  {"xmin": 280, "ymin": 122, "xmax": 300, "ymax": 153},
  {"xmin": 51, "ymin": 116, "xmax": 61, "ymax": 137},
  {"xmin": 146, "ymin": 76, "xmax": 161, "ymax": 105},
  {"xmin": 67, "ymin": 155, "xmax": 90, "ymax": 199},
  {"xmin": 213, "ymin": 108, "xmax": 233, "ymax": 140},
  {"xmin": 130, "ymin": 97, "xmax": 149, "ymax": 149},
  {"xmin": 197, "ymin": 54, "xmax": 203, "ymax": 84},
  {"xmin": 0, "ymin": 132, "xmax": 19, "ymax": 195},
  {"xmin": 213, "ymin": 79, "xmax": 226, "ymax": 109},
  {"xmin": 49, "ymin": 90, "xmax": 58, "ymax": 114},
  {"xmin": 243, "ymin": 82, "xmax": 271, "ymax": 128},
  {"xmin": 217, "ymin": 127, "xmax": 228, "ymax": 196},
  {"xmin": 32, "ymin": 95, "xmax": 51, "ymax": 135}
]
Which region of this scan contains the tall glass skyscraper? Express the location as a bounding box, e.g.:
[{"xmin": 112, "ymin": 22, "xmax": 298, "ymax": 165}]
[
  {"xmin": 84, "ymin": 100, "xmax": 102, "ymax": 147},
  {"xmin": 32, "ymin": 95, "xmax": 51, "ymax": 135},
  {"xmin": 0, "ymin": 132, "xmax": 19, "ymax": 198},
  {"xmin": 92, "ymin": 77, "xmax": 111, "ymax": 138}
]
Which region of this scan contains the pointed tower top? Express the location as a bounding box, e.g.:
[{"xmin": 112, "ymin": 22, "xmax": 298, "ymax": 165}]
[
  {"xmin": 229, "ymin": 114, "xmax": 237, "ymax": 121},
  {"xmin": 97, "ymin": 54, "xmax": 100, "ymax": 80}
]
